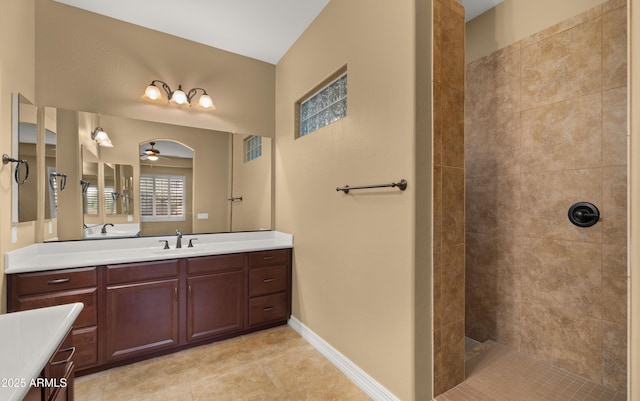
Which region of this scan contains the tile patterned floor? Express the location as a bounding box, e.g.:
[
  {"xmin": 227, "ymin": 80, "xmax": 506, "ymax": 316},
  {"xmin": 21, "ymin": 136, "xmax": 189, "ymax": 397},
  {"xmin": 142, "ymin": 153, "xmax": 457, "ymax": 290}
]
[
  {"xmin": 75, "ymin": 326, "xmax": 372, "ymax": 401},
  {"xmin": 437, "ymin": 342, "xmax": 626, "ymax": 401}
]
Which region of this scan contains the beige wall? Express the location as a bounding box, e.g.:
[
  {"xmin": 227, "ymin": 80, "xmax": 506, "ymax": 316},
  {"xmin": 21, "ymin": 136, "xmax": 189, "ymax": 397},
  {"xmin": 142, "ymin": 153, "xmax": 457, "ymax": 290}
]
[
  {"xmin": 55, "ymin": 109, "xmax": 85, "ymax": 240},
  {"xmin": 231, "ymin": 134, "xmax": 272, "ymax": 231},
  {"xmin": 466, "ymin": 0, "xmax": 611, "ymax": 62},
  {"xmin": 414, "ymin": 0, "xmax": 434, "ymax": 399},
  {"xmin": 35, "ymin": 0, "xmax": 275, "ymax": 138},
  {"xmin": 465, "ymin": 0, "xmax": 627, "ymax": 393},
  {"xmin": 0, "ymin": 0, "xmax": 35, "ymax": 312},
  {"xmin": 275, "ymin": 1, "xmax": 419, "ymax": 399}
]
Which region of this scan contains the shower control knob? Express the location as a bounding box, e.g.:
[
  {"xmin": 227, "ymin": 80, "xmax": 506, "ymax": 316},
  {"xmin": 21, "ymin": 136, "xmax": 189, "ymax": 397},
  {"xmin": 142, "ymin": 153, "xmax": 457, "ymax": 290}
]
[{"xmin": 568, "ymin": 202, "xmax": 600, "ymax": 227}]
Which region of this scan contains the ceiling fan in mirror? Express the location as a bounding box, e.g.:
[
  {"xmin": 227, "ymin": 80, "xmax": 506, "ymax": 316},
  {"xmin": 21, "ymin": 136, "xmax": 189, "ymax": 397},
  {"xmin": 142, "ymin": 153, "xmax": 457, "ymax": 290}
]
[{"xmin": 140, "ymin": 142, "xmax": 161, "ymax": 161}]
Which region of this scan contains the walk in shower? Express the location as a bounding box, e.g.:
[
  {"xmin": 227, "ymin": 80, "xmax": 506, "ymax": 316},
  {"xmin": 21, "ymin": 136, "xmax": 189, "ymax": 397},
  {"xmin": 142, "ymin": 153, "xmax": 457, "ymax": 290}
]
[{"xmin": 434, "ymin": 0, "xmax": 629, "ymax": 399}]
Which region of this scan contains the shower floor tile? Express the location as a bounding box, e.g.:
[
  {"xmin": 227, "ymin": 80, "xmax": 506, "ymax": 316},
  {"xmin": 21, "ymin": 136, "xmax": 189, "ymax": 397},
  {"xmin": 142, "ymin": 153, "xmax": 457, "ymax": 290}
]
[{"xmin": 437, "ymin": 343, "xmax": 626, "ymax": 401}]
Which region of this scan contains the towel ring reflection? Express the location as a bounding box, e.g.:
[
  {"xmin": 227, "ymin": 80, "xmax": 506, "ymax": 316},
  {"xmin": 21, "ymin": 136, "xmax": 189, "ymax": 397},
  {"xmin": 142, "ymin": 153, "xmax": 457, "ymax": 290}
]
[
  {"xmin": 80, "ymin": 180, "xmax": 90, "ymax": 194},
  {"xmin": 49, "ymin": 172, "xmax": 67, "ymax": 192},
  {"xmin": 2, "ymin": 154, "xmax": 29, "ymax": 185}
]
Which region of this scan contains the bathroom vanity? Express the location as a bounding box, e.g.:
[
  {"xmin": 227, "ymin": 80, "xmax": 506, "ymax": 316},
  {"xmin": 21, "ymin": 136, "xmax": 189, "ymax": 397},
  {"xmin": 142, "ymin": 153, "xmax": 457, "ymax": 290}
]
[
  {"xmin": 5, "ymin": 231, "xmax": 293, "ymax": 375},
  {"xmin": 0, "ymin": 303, "xmax": 83, "ymax": 401}
]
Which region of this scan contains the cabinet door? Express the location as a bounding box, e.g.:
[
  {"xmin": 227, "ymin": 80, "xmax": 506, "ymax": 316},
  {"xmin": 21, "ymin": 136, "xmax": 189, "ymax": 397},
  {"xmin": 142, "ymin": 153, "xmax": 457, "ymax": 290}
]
[
  {"xmin": 106, "ymin": 279, "xmax": 179, "ymax": 361},
  {"xmin": 187, "ymin": 270, "xmax": 245, "ymax": 342}
]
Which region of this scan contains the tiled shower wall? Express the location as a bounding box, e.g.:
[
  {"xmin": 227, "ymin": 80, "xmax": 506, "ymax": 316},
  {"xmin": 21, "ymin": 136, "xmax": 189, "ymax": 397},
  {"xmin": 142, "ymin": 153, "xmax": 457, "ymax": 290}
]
[
  {"xmin": 465, "ymin": 0, "xmax": 627, "ymax": 394},
  {"xmin": 433, "ymin": 0, "xmax": 465, "ymax": 396}
]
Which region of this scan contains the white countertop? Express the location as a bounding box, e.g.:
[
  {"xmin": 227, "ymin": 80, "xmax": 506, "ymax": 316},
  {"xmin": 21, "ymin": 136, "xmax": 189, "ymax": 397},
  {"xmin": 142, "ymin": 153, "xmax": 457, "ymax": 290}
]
[
  {"xmin": 0, "ymin": 303, "xmax": 84, "ymax": 401},
  {"xmin": 5, "ymin": 231, "xmax": 293, "ymax": 274}
]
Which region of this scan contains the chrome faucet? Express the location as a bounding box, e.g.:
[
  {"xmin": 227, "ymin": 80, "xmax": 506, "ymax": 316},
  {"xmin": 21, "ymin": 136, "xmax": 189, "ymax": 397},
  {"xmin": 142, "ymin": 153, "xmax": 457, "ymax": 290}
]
[
  {"xmin": 176, "ymin": 229, "xmax": 183, "ymax": 248},
  {"xmin": 101, "ymin": 223, "xmax": 114, "ymax": 234}
]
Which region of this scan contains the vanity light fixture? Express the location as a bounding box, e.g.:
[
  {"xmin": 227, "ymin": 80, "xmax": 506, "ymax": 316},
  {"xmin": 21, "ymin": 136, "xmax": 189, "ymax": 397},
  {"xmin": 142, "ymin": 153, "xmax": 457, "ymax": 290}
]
[
  {"xmin": 142, "ymin": 80, "xmax": 216, "ymax": 110},
  {"xmin": 91, "ymin": 127, "xmax": 113, "ymax": 147}
]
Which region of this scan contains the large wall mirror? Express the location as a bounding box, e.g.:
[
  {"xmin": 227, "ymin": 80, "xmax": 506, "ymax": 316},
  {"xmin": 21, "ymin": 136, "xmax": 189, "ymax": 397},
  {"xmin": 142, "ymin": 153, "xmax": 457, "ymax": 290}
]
[
  {"xmin": 11, "ymin": 94, "xmax": 38, "ymax": 223},
  {"xmin": 44, "ymin": 107, "xmax": 272, "ymax": 241},
  {"xmin": 44, "ymin": 116, "xmax": 58, "ymax": 220},
  {"xmin": 104, "ymin": 163, "xmax": 133, "ymax": 216},
  {"xmin": 81, "ymin": 147, "xmax": 99, "ymax": 216}
]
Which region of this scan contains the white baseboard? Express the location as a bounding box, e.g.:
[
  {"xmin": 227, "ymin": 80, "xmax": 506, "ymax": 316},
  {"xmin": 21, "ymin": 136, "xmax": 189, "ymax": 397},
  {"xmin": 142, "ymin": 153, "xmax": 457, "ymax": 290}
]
[{"xmin": 288, "ymin": 316, "xmax": 401, "ymax": 401}]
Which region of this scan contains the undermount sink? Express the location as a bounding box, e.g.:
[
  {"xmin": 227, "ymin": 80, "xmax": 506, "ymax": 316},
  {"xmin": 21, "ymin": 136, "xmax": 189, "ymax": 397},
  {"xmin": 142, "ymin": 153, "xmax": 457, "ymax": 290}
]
[
  {"xmin": 84, "ymin": 224, "xmax": 140, "ymax": 239},
  {"xmin": 150, "ymin": 247, "xmax": 202, "ymax": 257}
]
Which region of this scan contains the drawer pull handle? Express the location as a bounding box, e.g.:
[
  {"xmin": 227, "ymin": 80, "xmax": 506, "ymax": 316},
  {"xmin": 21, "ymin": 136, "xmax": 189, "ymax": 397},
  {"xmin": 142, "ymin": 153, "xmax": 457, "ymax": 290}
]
[
  {"xmin": 50, "ymin": 347, "xmax": 76, "ymax": 366},
  {"xmin": 263, "ymin": 256, "xmax": 275, "ymax": 260},
  {"xmin": 47, "ymin": 278, "xmax": 70, "ymax": 285},
  {"xmin": 263, "ymin": 278, "xmax": 275, "ymax": 283},
  {"xmin": 263, "ymin": 306, "xmax": 275, "ymax": 312}
]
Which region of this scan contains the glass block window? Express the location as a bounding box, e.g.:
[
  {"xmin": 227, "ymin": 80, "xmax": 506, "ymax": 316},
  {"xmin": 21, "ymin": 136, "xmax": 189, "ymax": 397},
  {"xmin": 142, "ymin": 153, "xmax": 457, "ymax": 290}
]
[
  {"xmin": 140, "ymin": 174, "xmax": 186, "ymax": 222},
  {"xmin": 299, "ymin": 72, "xmax": 347, "ymax": 137},
  {"xmin": 244, "ymin": 135, "xmax": 262, "ymax": 162}
]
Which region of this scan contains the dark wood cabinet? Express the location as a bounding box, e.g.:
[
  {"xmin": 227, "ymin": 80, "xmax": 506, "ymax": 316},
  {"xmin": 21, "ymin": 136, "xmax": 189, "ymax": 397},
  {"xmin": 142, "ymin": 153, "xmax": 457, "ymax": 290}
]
[
  {"xmin": 248, "ymin": 249, "xmax": 291, "ymax": 328},
  {"xmin": 187, "ymin": 271, "xmax": 245, "ymax": 341},
  {"xmin": 186, "ymin": 254, "xmax": 246, "ymax": 342},
  {"xmin": 45, "ymin": 333, "xmax": 75, "ymax": 401},
  {"xmin": 23, "ymin": 329, "xmax": 75, "ymax": 401},
  {"xmin": 105, "ymin": 261, "xmax": 180, "ymax": 362},
  {"xmin": 8, "ymin": 268, "xmax": 98, "ymax": 371},
  {"xmin": 7, "ymin": 248, "xmax": 292, "ymax": 377}
]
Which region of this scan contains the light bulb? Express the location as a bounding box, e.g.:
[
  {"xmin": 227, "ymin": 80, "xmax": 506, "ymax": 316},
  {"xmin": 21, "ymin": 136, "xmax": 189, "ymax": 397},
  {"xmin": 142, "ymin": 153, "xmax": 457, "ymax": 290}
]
[
  {"xmin": 91, "ymin": 128, "xmax": 113, "ymax": 147},
  {"xmin": 143, "ymin": 84, "xmax": 162, "ymax": 101},
  {"xmin": 171, "ymin": 88, "xmax": 188, "ymax": 105},
  {"xmin": 93, "ymin": 128, "xmax": 108, "ymax": 141},
  {"xmin": 147, "ymin": 154, "xmax": 159, "ymax": 161},
  {"xmin": 198, "ymin": 94, "xmax": 215, "ymax": 109}
]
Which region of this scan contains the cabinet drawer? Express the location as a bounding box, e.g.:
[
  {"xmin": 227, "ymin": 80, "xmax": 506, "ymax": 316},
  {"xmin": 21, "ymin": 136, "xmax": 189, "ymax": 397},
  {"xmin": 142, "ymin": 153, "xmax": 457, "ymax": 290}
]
[
  {"xmin": 13, "ymin": 267, "xmax": 96, "ymax": 296},
  {"xmin": 107, "ymin": 260, "xmax": 180, "ymax": 285},
  {"xmin": 249, "ymin": 292, "xmax": 289, "ymax": 327},
  {"xmin": 73, "ymin": 326, "xmax": 98, "ymax": 370},
  {"xmin": 45, "ymin": 329, "xmax": 74, "ymax": 401},
  {"xmin": 249, "ymin": 265, "xmax": 287, "ymax": 297},
  {"xmin": 248, "ymin": 249, "xmax": 290, "ymax": 268},
  {"xmin": 187, "ymin": 254, "xmax": 244, "ymax": 275},
  {"xmin": 15, "ymin": 288, "xmax": 97, "ymax": 328}
]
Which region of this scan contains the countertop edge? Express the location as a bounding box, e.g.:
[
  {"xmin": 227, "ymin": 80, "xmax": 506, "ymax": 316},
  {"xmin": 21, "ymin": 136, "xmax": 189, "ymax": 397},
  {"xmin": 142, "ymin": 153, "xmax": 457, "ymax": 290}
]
[{"xmin": 1, "ymin": 303, "xmax": 84, "ymax": 401}]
